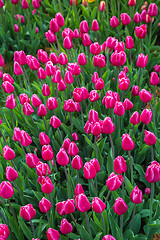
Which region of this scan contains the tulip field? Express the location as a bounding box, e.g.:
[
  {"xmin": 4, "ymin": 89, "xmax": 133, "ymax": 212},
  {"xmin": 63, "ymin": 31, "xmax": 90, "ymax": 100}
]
[{"xmin": 0, "ymin": 0, "xmax": 160, "ymax": 239}]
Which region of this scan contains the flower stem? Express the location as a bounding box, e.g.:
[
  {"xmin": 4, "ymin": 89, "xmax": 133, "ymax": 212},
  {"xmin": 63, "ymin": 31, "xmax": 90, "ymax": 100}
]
[
  {"xmin": 130, "ymin": 204, "xmax": 136, "ymax": 230},
  {"xmin": 151, "ymin": 146, "xmax": 154, "ymax": 161},
  {"xmin": 109, "ymin": 134, "xmax": 115, "ymax": 159},
  {"xmin": 42, "ymin": 116, "xmax": 47, "ymax": 132},
  {"xmin": 131, "ymin": 125, "xmax": 134, "ymax": 138},
  {"xmin": 140, "ymin": 123, "xmax": 145, "ymax": 143},
  {"xmin": 85, "ymin": 212, "xmax": 92, "ymax": 236},
  {"xmin": 120, "ymin": 215, "xmax": 123, "ymax": 238},
  {"xmin": 11, "ymin": 110, "xmax": 15, "ymax": 128},
  {"xmin": 8, "ymin": 199, "xmax": 16, "ymax": 222},
  {"xmin": 149, "ymin": 183, "xmax": 154, "ymax": 222},
  {"xmin": 0, "ymin": 209, "xmax": 7, "ymax": 224},
  {"xmin": 70, "ymin": 213, "xmax": 80, "ymax": 234},
  {"xmin": 138, "ymin": 68, "xmax": 142, "ymax": 86},
  {"xmin": 30, "ymin": 220, "xmax": 36, "ymax": 238},
  {"xmin": 105, "ymin": 190, "xmax": 110, "ymax": 204},
  {"xmin": 100, "ymin": 212, "xmax": 106, "ymax": 235},
  {"xmin": 128, "ymin": 151, "xmax": 133, "ymax": 185},
  {"xmin": 94, "ymin": 136, "xmax": 98, "ymax": 159}
]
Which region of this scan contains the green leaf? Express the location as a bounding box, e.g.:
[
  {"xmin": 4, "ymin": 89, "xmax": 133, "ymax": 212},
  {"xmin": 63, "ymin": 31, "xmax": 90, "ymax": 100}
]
[
  {"xmin": 132, "ymin": 213, "xmax": 141, "ymax": 234},
  {"xmin": 18, "ymin": 217, "xmax": 33, "ymax": 240},
  {"xmin": 106, "ymin": 149, "xmax": 114, "ymax": 174},
  {"xmin": 68, "ymin": 233, "xmax": 80, "ymax": 239},
  {"xmin": 102, "ymin": 209, "xmax": 109, "ymax": 235},
  {"xmin": 94, "ymin": 232, "xmax": 103, "ymax": 240},
  {"xmin": 83, "ymin": 134, "xmax": 95, "ymax": 149},
  {"xmin": 134, "ymin": 164, "xmax": 150, "ymax": 187},
  {"xmin": 72, "ymin": 117, "xmax": 84, "ymax": 132},
  {"xmin": 80, "ymin": 226, "xmax": 93, "ymax": 240}
]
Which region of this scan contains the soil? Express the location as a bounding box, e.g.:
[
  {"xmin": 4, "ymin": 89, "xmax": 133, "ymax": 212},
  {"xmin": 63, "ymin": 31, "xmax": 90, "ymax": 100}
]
[{"xmin": 153, "ymin": 234, "xmax": 160, "ymax": 240}]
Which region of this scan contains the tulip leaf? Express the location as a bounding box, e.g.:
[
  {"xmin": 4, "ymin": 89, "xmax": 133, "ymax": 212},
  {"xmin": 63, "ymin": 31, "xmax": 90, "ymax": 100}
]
[
  {"xmin": 131, "ymin": 213, "xmax": 141, "ymax": 235},
  {"xmin": 68, "ymin": 233, "xmax": 80, "ymax": 239},
  {"xmin": 18, "ymin": 217, "xmax": 33, "ymax": 240},
  {"xmin": 83, "ymin": 134, "xmax": 95, "ymax": 150},
  {"xmin": 94, "ymin": 232, "xmax": 103, "ymax": 240},
  {"xmin": 134, "ymin": 164, "xmax": 150, "ymax": 187},
  {"xmin": 106, "ymin": 149, "xmax": 114, "ymax": 174},
  {"xmin": 79, "ymin": 226, "xmax": 93, "ymax": 240}
]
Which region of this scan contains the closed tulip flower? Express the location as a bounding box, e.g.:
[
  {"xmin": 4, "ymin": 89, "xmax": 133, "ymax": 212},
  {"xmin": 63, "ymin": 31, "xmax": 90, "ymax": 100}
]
[
  {"xmin": 3, "ymin": 145, "xmax": 15, "ymax": 160},
  {"xmin": 140, "ymin": 109, "xmax": 152, "ymax": 125},
  {"xmin": 13, "ymin": 127, "xmax": 21, "ymax": 142},
  {"xmin": 133, "ymin": 12, "xmax": 142, "ymax": 23},
  {"xmin": 149, "ymin": 72, "xmax": 159, "ymax": 85},
  {"xmin": 95, "ymin": 78, "xmax": 104, "ymax": 90},
  {"xmin": 126, "ymin": 36, "xmax": 134, "ymax": 49},
  {"xmin": 147, "ymin": 3, "xmax": 158, "ymax": 17},
  {"xmin": 38, "ymin": 67, "xmax": 46, "ymax": 79},
  {"xmin": 102, "ymin": 235, "xmax": 116, "ymax": 240},
  {"xmin": 90, "ymin": 158, "xmax": 100, "ymax": 173},
  {"xmin": 47, "ymin": 97, "xmax": 58, "ymax": 111},
  {"xmin": 119, "ymin": 77, "xmax": 130, "ymax": 91},
  {"xmin": 102, "ymin": 117, "xmax": 115, "ymax": 134},
  {"xmin": 5, "ymin": 94, "xmax": 16, "ymax": 109},
  {"xmin": 154, "ymin": 65, "xmax": 160, "ymax": 73},
  {"xmin": 39, "ymin": 197, "xmax": 51, "ymax": 213},
  {"xmin": 71, "ymin": 155, "xmax": 83, "ymax": 170},
  {"xmin": 19, "ymin": 93, "xmax": 30, "ymax": 105},
  {"xmin": 111, "ymin": 51, "xmax": 126, "ymax": 67},
  {"xmin": 39, "ymin": 132, "xmax": 50, "ymax": 146},
  {"xmin": 84, "ymin": 121, "xmax": 92, "ymax": 134},
  {"xmin": 64, "ymin": 71, "xmax": 74, "ymax": 84},
  {"xmin": 145, "ymin": 161, "xmax": 160, "ymax": 183},
  {"xmin": 3, "ymin": 73, "xmax": 14, "ymax": 84},
  {"xmin": 63, "ymin": 36, "xmax": 73, "ymax": 49},
  {"xmin": 64, "ymin": 199, "xmax": 75, "ymax": 214},
  {"xmin": 130, "ymin": 186, "xmax": 143, "ymax": 204},
  {"xmin": 2, "ymin": 81, "xmax": 14, "ymax": 93},
  {"xmin": 144, "ymin": 130, "xmax": 156, "ymax": 146},
  {"xmin": 20, "ymin": 130, "xmax": 32, "ymax": 146},
  {"xmin": 123, "ymin": 98, "xmax": 133, "ymax": 110},
  {"xmin": 50, "ymin": 18, "xmax": 59, "ymax": 33},
  {"xmin": 110, "ymin": 16, "xmax": 119, "ymax": 28},
  {"xmin": 115, "ymin": 41, "xmax": 125, "ymax": 53},
  {"xmin": 122, "ymin": 133, "xmax": 135, "ymax": 151},
  {"xmin": 31, "ymin": 94, "xmax": 42, "ymax": 108},
  {"xmin": 89, "ymin": 90, "xmax": 99, "ymax": 102},
  {"xmin": 0, "ymin": 224, "xmax": 10, "ymax": 240},
  {"xmin": 75, "ymin": 183, "xmax": 84, "ymax": 196},
  {"xmin": 77, "ymin": 53, "xmax": 87, "ymax": 66},
  {"xmin": 68, "ymin": 63, "xmax": 81, "ymax": 75},
  {"xmin": 42, "ymin": 145, "xmax": 53, "ymax": 161},
  {"xmin": 73, "ymin": 88, "xmax": 83, "ymax": 102},
  {"xmin": 131, "ymin": 85, "xmax": 140, "ymax": 96},
  {"xmin": 128, "ymin": 0, "xmax": 136, "ymax": 6},
  {"xmin": 55, "ymin": 12, "xmax": 65, "ymax": 27},
  {"xmin": 36, "ymin": 161, "xmax": 51, "ymax": 176},
  {"xmin": 62, "ymin": 138, "xmax": 71, "ymax": 151},
  {"xmin": 58, "ymin": 80, "xmax": 67, "ymax": 92},
  {"xmin": 50, "ymin": 53, "xmax": 58, "ymax": 65},
  {"xmin": 37, "ymin": 104, "xmax": 47, "ymax": 116},
  {"xmin": 89, "ymin": 109, "xmax": 99, "ymax": 123},
  {"xmin": 57, "ymin": 148, "xmax": 69, "ymax": 166},
  {"xmin": 0, "ymin": 54, "xmax": 5, "ymax": 66},
  {"xmin": 139, "ymin": 89, "xmax": 152, "ymax": 103},
  {"xmin": 91, "ymin": 19, "xmax": 99, "ymax": 31},
  {"xmin": 59, "ymin": 52, "xmax": 68, "ymax": 65},
  {"xmin": 50, "ymin": 116, "xmax": 61, "ymax": 128},
  {"xmin": 93, "ymin": 54, "xmax": 106, "ymax": 68},
  {"xmin": 136, "ymin": 53, "xmax": 148, "ymax": 68},
  {"xmin": 42, "ymin": 84, "xmax": 51, "ymax": 96},
  {"xmin": 72, "ymin": 132, "xmax": 79, "ymax": 141},
  {"xmin": 82, "ymin": 33, "xmax": 92, "ymax": 46},
  {"xmin": 76, "ymin": 193, "xmax": 91, "ymax": 212},
  {"xmin": 47, "ymin": 228, "xmax": 60, "ymax": 240},
  {"xmin": 5, "ymin": 166, "xmax": 18, "ymax": 181},
  {"xmin": 106, "ymin": 37, "xmax": 118, "ymax": 50},
  {"xmin": 83, "ymin": 162, "xmax": 97, "ymax": 179},
  {"xmin": 106, "ymin": 172, "xmax": 123, "ymax": 191},
  {"xmin": 45, "ymin": 30, "xmax": 56, "ymax": 44},
  {"xmin": 64, "ymin": 99, "xmax": 76, "ymax": 112},
  {"xmin": 91, "ymin": 122, "xmax": 101, "ymax": 136},
  {"xmin": 41, "ymin": 176, "xmax": 54, "ymax": 194},
  {"xmin": 99, "ymin": 1, "xmax": 105, "ymax": 11},
  {"xmin": 121, "ymin": 13, "xmax": 131, "ymax": 25},
  {"xmin": 0, "ymin": 181, "xmax": 14, "ymax": 199},
  {"xmin": 135, "ymin": 24, "xmax": 147, "ymax": 39},
  {"xmin": 90, "ymin": 42, "xmax": 102, "ymax": 55},
  {"xmin": 26, "ymin": 153, "xmax": 39, "ymax": 168},
  {"xmin": 114, "ymin": 101, "xmax": 125, "ymax": 116},
  {"xmin": 56, "ymin": 201, "xmax": 66, "ymax": 216},
  {"xmin": 130, "ymin": 111, "xmax": 140, "ymax": 125},
  {"xmin": 92, "ymin": 197, "xmax": 106, "ymax": 213},
  {"xmin": 20, "ymin": 204, "xmax": 36, "ymax": 221},
  {"xmin": 60, "ymin": 219, "xmax": 72, "ymax": 234},
  {"xmin": 23, "ymin": 102, "xmax": 34, "ymax": 116},
  {"xmin": 114, "ymin": 156, "xmax": 127, "ymax": 174},
  {"xmin": 68, "ymin": 142, "xmax": 79, "ymax": 156},
  {"xmin": 113, "ymin": 197, "xmax": 128, "ymax": 215}
]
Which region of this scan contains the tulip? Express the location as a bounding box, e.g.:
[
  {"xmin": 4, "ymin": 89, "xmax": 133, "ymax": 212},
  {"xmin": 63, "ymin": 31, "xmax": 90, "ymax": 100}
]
[
  {"xmin": 121, "ymin": 13, "xmax": 131, "ymax": 25},
  {"xmin": 20, "ymin": 130, "xmax": 32, "ymax": 146},
  {"xmin": 99, "ymin": 1, "xmax": 105, "ymax": 12},
  {"xmin": 32, "ymin": 0, "xmax": 40, "ymax": 8},
  {"xmin": 39, "ymin": 197, "xmax": 51, "ymax": 213},
  {"xmin": 144, "ymin": 130, "xmax": 156, "ymax": 146},
  {"xmin": 90, "ymin": 42, "xmax": 101, "ymax": 55},
  {"xmin": 47, "ymin": 97, "xmax": 58, "ymax": 111},
  {"xmin": 60, "ymin": 219, "xmax": 72, "ymax": 234},
  {"xmin": 82, "ymin": 33, "xmax": 92, "ymax": 46},
  {"xmin": 84, "ymin": 121, "xmax": 92, "ymax": 134},
  {"xmin": 42, "ymin": 84, "xmax": 51, "ymax": 96},
  {"xmin": 50, "ymin": 53, "xmax": 58, "ymax": 64},
  {"xmin": 154, "ymin": 65, "xmax": 160, "ymax": 73},
  {"xmin": 89, "ymin": 90, "xmax": 99, "ymax": 102},
  {"xmin": 77, "ymin": 53, "xmax": 87, "ymax": 66},
  {"xmin": 5, "ymin": 166, "xmax": 18, "ymax": 181},
  {"xmin": 27, "ymin": 55, "xmax": 40, "ymax": 70},
  {"xmin": 50, "ymin": 116, "xmax": 61, "ymax": 128},
  {"xmin": 114, "ymin": 101, "xmax": 125, "ymax": 116},
  {"xmin": 89, "ymin": 109, "xmax": 99, "ymax": 123},
  {"xmin": 72, "ymin": 132, "xmax": 79, "ymax": 141},
  {"xmin": 130, "ymin": 111, "xmax": 140, "ymax": 126},
  {"xmin": 95, "ymin": 78, "xmax": 104, "ymax": 90},
  {"xmin": 102, "ymin": 235, "xmax": 116, "ymax": 240},
  {"xmin": 148, "ymin": 3, "xmax": 158, "ymax": 17},
  {"xmin": 113, "ymin": 197, "xmax": 128, "ymax": 215},
  {"xmin": 50, "ymin": 18, "xmax": 59, "ymax": 33},
  {"xmin": 133, "ymin": 12, "xmax": 142, "ymax": 23},
  {"xmin": 23, "ymin": 102, "xmax": 34, "ymax": 116},
  {"xmin": 19, "ymin": 93, "xmax": 30, "ymax": 105},
  {"xmin": 14, "ymin": 24, "xmax": 19, "ymax": 32},
  {"xmin": 62, "ymin": 138, "xmax": 71, "ymax": 151},
  {"xmin": 0, "ymin": 181, "xmax": 14, "ymax": 199},
  {"xmin": 128, "ymin": 0, "xmax": 136, "ymax": 6},
  {"xmin": 3, "ymin": 73, "xmax": 14, "ymax": 84},
  {"xmin": 114, "ymin": 156, "xmax": 127, "ymax": 174},
  {"xmin": 36, "ymin": 161, "xmax": 51, "ymax": 176},
  {"xmin": 145, "ymin": 161, "xmax": 160, "ymax": 183},
  {"xmin": 64, "ymin": 99, "xmax": 76, "ymax": 112},
  {"xmin": 68, "ymin": 63, "xmax": 81, "ymax": 75},
  {"xmin": 126, "ymin": 36, "xmax": 134, "ymax": 49},
  {"xmin": 55, "ymin": 12, "xmax": 65, "ymax": 27},
  {"xmin": 37, "ymin": 104, "xmax": 47, "ymax": 116},
  {"xmin": 75, "ymin": 183, "xmax": 84, "ymax": 196},
  {"xmin": 70, "ymin": 0, "xmax": 77, "ymax": 6},
  {"xmin": 42, "ymin": 145, "xmax": 54, "ymax": 161},
  {"xmin": 39, "ymin": 132, "xmax": 50, "ymax": 146},
  {"xmin": 5, "ymin": 94, "xmax": 16, "ymax": 109},
  {"xmin": 3, "ymin": 146, "xmax": 15, "ymax": 161},
  {"xmin": 41, "ymin": 176, "xmax": 54, "ymax": 194},
  {"xmin": 93, "ymin": 54, "xmax": 106, "ymax": 68},
  {"xmin": 68, "ymin": 142, "xmax": 79, "ymax": 156},
  {"xmin": 131, "ymin": 85, "xmax": 140, "ymax": 96},
  {"xmin": 119, "ymin": 77, "xmax": 130, "ymax": 91},
  {"xmin": 92, "ymin": 197, "xmax": 106, "ymax": 213},
  {"xmin": 47, "ymin": 228, "xmax": 60, "ymax": 240},
  {"xmin": 22, "ymin": 0, "xmax": 29, "ymax": 9},
  {"xmin": 102, "ymin": 117, "xmax": 115, "ymax": 134},
  {"xmin": 13, "ymin": 127, "xmax": 21, "ymax": 142},
  {"xmin": 90, "ymin": 158, "xmax": 100, "ymax": 173},
  {"xmin": 38, "ymin": 67, "xmax": 46, "ymax": 79},
  {"xmin": 145, "ymin": 188, "xmax": 150, "ymax": 195},
  {"xmin": 83, "ymin": 162, "xmax": 97, "ymax": 179},
  {"xmin": 31, "ymin": 94, "xmax": 42, "ymax": 108},
  {"xmin": 110, "ymin": 16, "xmax": 119, "ymax": 28},
  {"xmin": 45, "ymin": 61, "xmax": 56, "ymax": 76},
  {"xmin": 106, "ymin": 172, "xmax": 123, "ymax": 191},
  {"xmin": 111, "ymin": 51, "xmax": 126, "ymax": 67},
  {"xmin": 91, "ymin": 19, "xmax": 99, "ymax": 31},
  {"xmin": 0, "ymin": 224, "xmax": 10, "ymax": 240},
  {"xmin": 26, "ymin": 153, "xmax": 39, "ymax": 168},
  {"xmin": 130, "ymin": 186, "xmax": 143, "ymax": 204},
  {"xmin": 91, "ymin": 122, "xmax": 101, "ymax": 136},
  {"xmin": 149, "ymin": 72, "xmax": 159, "ymax": 86},
  {"xmin": 2, "ymin": 81, "xmax": 14, "ymax": 93},
  {"xmin": 139, "ymin": 89, "xmax": 152, "ymax": 103},
  {"xmin": 64, "ymin": 199, "xmax": 75, "ymax": 214},
  {"xmin": 0, "ymin": 0, "xmax": 4, "ymax": 7},
  {"xmin": 106, "ymin": 37, "xmax": 118, "ymax": 50},
  {"xmin": 115, "ymin": 42, "xmax": 125, "ymax": 52},
  {"xmin": 136, "ymin": 53, "xmax": 148, "ymax": 68},
  {"xmin": 135, "ymin": 24, "xmax": 147, "ymax": 39},
  {"xmin": 56, "ymin": 201, "xmax": 66, "ymax": 216},
  {"xmin": 76, "ymin": 193, "xmax": 91, "ymax": 212},
  {"xmin": 63, "ymin": 36, "xmax": 73, "ymax": 49},
  {"xmin": 20, "ymin": 204, "xmax": 36, "ymax": 221},
  {"xmin": 122, "ymin": 133, "xmax": 135, "ymax": 151},
  {"xmin": 57, "ymin": 148, "xmax": 69, "ymax": 166}
]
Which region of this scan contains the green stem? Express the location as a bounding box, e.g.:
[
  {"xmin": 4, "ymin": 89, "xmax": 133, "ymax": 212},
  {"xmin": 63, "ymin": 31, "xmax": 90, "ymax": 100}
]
[
  {"xmin": 151, "ymin": 146, "xmax": 154, "ymax": 162},
  {"xmin": 70, "ymin": 213, "xmax": 80, "ymax": 234},
  {"xmin": 138, "ymin": 68, "xmax": 142, "ymax": 86},
  {"xmin": 42, "ymin": 116, "xmax": 47, "ymax": 132},
  {"xmin": 109, "ymin": 134, "xmax": 115, "ymax": 159},
  {"xmin": 8, "ymin": 199, "xmax": 17, "ymax": 222},
  {"xmin": 94, "ymin": 136, "xmax": 98, "ymax": 159},
  {"xmin": 141, "ymin": 39, "xmax": 143, "ymax": 53},
  {"xmin": 150, "ymin": 18, "xmax": 153, "ymax": 44},
  {"xmin": 128, "ymin": 151, "xmax": 133, "ymax": 185},
  {"xmin": 85, "ymin": 212, "xmax": 92, "ymax": 236},
  {"xmin": 149, "ymin": 102, "xmax": 156, "ymax": 135},
  {"xmin": 149, "ymin": 183, "xmax": 154, "ymax": 222},
  {"xmin": 131, "ymin": 125, "xmax": 134, "ymax": 138},
  {"xmin": 105, "ymin": 190, "xmax": 110, "ymax": 204},
  {"xmin": 120, "ymin": 215, "xmax": 123, "ymax": 238},
  {"xmin": 100, "ymin": 212, "xmax": 106, "ymax": 235},
  {"xmin": 140, "ymin": 123, "xmax": 145, "ymax": 143},
  {"xmin": 130, "ymin": 204, "xmax": 136, "ymax": 230},
  {"xmin": 11, "ymin": 110, "xmax": 15, "ymax": 128},
  {"xmin": 30, "ymin": 220, "xmax": 36, "ymax": 238},
  {"xmin": 0, "ymin": 209, "xmax": 7, "ymax": 224}
]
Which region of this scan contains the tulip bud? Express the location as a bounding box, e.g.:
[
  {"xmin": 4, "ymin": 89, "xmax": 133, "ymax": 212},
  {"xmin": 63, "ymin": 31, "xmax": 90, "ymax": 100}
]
[
  {"xmin": 50, "ymin": 53, "xmax": 58, "ymax": 65},
  {"xmin": 121, "ymin": 13, "xmax": 131, "ymax": 25},
  {"xmin": 42, "ymin": 145, "xmax": 54, "ymax": 161},
  {"xmin": 91, "ymin": 122, "xmax": 101, "ymax": 136},
  {"xmin": 68, "ymin": 142, "xmax": 79, "ymax": 156},
  {"xmin": 41, "ymin": 176, "xmax": 54, "ymax": 194},
  {"xmin": 5, "ymin": 94, "xmax": 16, "ymax": 109},
  {"xmin": 20, "ymin": 130, "xmax": 32, "ymax": 146},
  {"xmin": 130, "ymin": 111, "xmax": 140, "ymax": 125},
  {"xmin": 92, "ymin": 197, "xmax": 106, "ymax": 213},
  {"xmin": 89, "ymin": 90, "xmax": 99, "ymax": 102},
  {"xmin": 70, "ymin": 0, "xmax": 77, "ymax": 6},
  {"xmin": 114, "ymin": 101, "xmax": 125, "ymax": 116},
  {"xmin": 91, "ymin": 19, "xmax": 99, "ymax": 31},
  {"xmin": 131, "ymin": 85, "xmax": 140, "ymax": 96},
  {"xmin": 37, "ymin": 104, "xmax": 47, "ymax": 116},
  {"xmin": 125, "ymin": 36, "xmax": 134, "ymax": 49},
  {"xmin": 36, "ymin": 161, "xmax": 51, "ymax": 176},
  {"xmin": 19, "ymin": 93, "xmax": 30, "ymax": 105},
  {"xmin": 139, "ymin": 89, "xmax": 152, "ymax": 103},
  {"xmin": 133, "ymin": 12, "xmax": 142, "ymax": 23},
  {"xmin": 144, "ymin": 130, "xmax": 156, "ymax": 146},
  {"xmin": 99, "ymin": 1, "xmax": 105, "ymax": 11},
  {"xmin": 3, "ymin": 73, "xmax": 14, "ymax": 84},
  {"xmin": 50, "ymin": 18, "xmax": 59, "ymax": 33},
  {"xmin": 135, "ymin": 24, "xmax": 147, "ymax": 39},
  {"xmin": 39, "ymin": 197, "xmax": 51, "ymax": 213},
  {"xmin": 62, "ymin": 138, "xmax": 71, "ymax": 151},
  {"xmin": 136, "ymin": 53, "xmax": 148, "ymax": 68},
  {"xmin": 89, "ymin": 109, "xmax": 99, "ymax": 123},
  {"xmin": 64, "ymin": 99, "xmax": 76, "ymax": 112},
  {"xmin": 55, "ymin": 12, "xmax": 65, "ymax": 27},
  {"xmin": 50, "ymin": 116, "xmax": 61, "ymax": 128},
  {"xmin": 145, "ymin": 188, "xmax": 150, "ymax": 194},
  {"xmin": 128, "ymin": 0, "xmax": 136, "ymax": 6},
  {"xmin": 38, "ymin": 67, "xmax": 46, "ymax": 79},
  {"xmin": 102, "ymin": 117, "xmax": 115, "ymax": 134},
  {"xmin": 42, "ymin": 84, "xmax": 51, "ymax": 96},
  {"xmin": 14, "ymin": 24, "xmax": 20, "ymax": 32},
  {"xmin": 147, "ymin": 3, "xmax": 158, "ymax": 17},
  {"xmin": 82, "ymin": 33, "xmax": 92, "ymax": 46},
  {"xmin": 130, "ymin": 186, "xmax": 143, "ymax": 204},
  {"xmin": 63, "ymin": 36, "xmax": 73, "ymax": 49},
  {"xmin": 145, "ymin": 161, "xmax": 160, "ymax": 183},
  {"xmin": 60, "ymin": 219, "xmax": 72, "ymax": 234},
  {"xmin": 122, "ymin": 133, "xmax": 135, "ymax": 151},
  {"xmin": 23, "ymin": 102, "xmax": 34, "ymax": 116},
  {"xmin": 75, "ymin": 183, "xmax": 84, "ymax": 196},
  {"xmin": 47, "ymin": 228, "xmax": 60, "ymax": 240},
  {"xmin": 90, "ymin": 158, "xmax": 100, "ymax": 173},
  {"xmin": 84, "ymin": 121, "xmax": 92, "ymax": 134},
  {"xmin": 140, "ymin": 109, "xmax": 152, "ymax": 124},
  {"xmin": 110, "ymin": 16, "xmax": 119, "ymax": 28},
  {"xmin": 124, "ymin": 98, "xmax": 133, "ymax": 110},
  {"xmin": 57, "ymin": 148, "xmax": 69, "ymax": 166},
  {"xmin": 59, "ymin": 52, "xmax": 68, "ymax": 65},
  {"xmin": 39, "ymin": 132, "xmax": 50, "ymax": 146},
  {"xmin": 113, "ymin": 197, "xmax": 128, "ymax": 215},
  {"xmin": 79, "ymin": 20, "xmax": 89, "ymax": 33},
  {"xmin": 0, "ymin": 181, "xmax": 14, "ymax": 199},
  {"xmin": 22, "ymin": 0, "xmax": 29, "ymax": 9},
  {"xmin": 0, "ymin": 224, "xmax": 10, "ymax": 240},
  {"xmin": 3, "ymin": 145, "xmax": 15, "ymax": 160},
  {"xmin": 149, "ymin": 72, "xmax": 159, "ymax": 85},
  {"xmin": 47, "ymin": 97, "xmax": 58, "ymax": 111},
  {"xmin": 111, "ymin": 51, "xmax": 126, "ymax": 67},
  {"xmin": 113, "ymin": 156, "xmax": 127, "ymax": 174},
  {"xmin": 64, "ymin": 199, "xmax": 75, "ymax": 214},
  {"xmin": 77, "ymin": 53, "xmax": 87, "ymax": 66},
  {"xmin": 102, "ymin": 235, "xmax": 116, "ymax": 240},
  {"xmin": 2, "ymin": 81, "xmax": 14, "ymax": 93},
  {"xmin": 31, "ymin": 94, "xmax": 42, "ymax": 108},
  {"xmin": 76, "ymin": 193, "xmax": 91, "ymax": 212},
  {"xmin": 13, "ymin": 127, "xmax": 21, "ymax": 142},
  {"xmin": 72, "ymin": 132, "xmax": 79, "ymax": 141},
  {"xmin": 71, "ymin": 155, "xmax": 83, "ymax": 170},
  {"xmin": 84, "ymin": 162, "xmax": 97, "ymax": 179},
  {"xmin": 26, "ymin": 153, "xmax": 39, "ymax": 168},
  {"xmin": 106, "ymin": 172, "xmax": 123, "ymax": 191},
  {"xmin": 5, "ymin": 166, "xmax": 18, "ymax": 182},
  {"xmin": 154, "ymin": 65, "xmax": 160, "ymax": 73},
  {"xmin": 20, "ymin": 204, "xmax": 36, "ymax": 220}
]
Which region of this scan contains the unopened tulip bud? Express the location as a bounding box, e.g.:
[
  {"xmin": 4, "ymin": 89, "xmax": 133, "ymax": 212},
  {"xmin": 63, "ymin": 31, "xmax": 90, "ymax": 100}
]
[
  {"xmin": 139, "ymin": 89, "xmax": 152, "ymax": 103},
  {"xmin": 39, "ymin": 132, "xmax": 50, "ymax": 146},
  {"xmin": 110, "ymin": 16, "xmax": 119, "ymax": 28},
  {"xmin": 47, "ymin": 228, "xmax": 60, "ymax": 240},
  {"xmin": 124, "ymin": 98, "xmax": 133, "ymax": 110},
  {"xmin": 91, "ymin": 19, "xmax": 99, "ymax": 31},
  {"xmin": 84, "ymin": 162, "xmax": 97, "ymax": 179},
  {"xmin": 121, "ymin": 13, "xmax": 131, "ymax": 25},
  {"xmin": 42, "ymin": 84, "xmax": 51, "ymax": 96},
  {"xmin": 145, "ymin": 161, "xmax": 160, "ymax": 183},
  {"xmin": 122, "ymin": 133, "xmax": 135, "ymax": 151},
  {"xmin": 0, "ymin": 181, "xmax": 14, "ymax": 199},
  {"xmin": 113, "ymin": 197, "xmax": 128, "ymax": 215},
  {"xmin": 57, "ymin": 148, "xmax": 69, "ymax": 166},
  {"xmin": 42, "ymin": 145, "xmax": 54, "ymax": 161},
  {"xmin": 130, "ymin": 186, "xmax": 143, "ymax": 204},
  {"xmin": 41, "ymin": 176, "xmax": 54, "ymax": 194},
  {"xmin": 23, "ymin": 102, "xmax": 34, "ymax": 116},
  {"xmin": 133, "ymin": 12, "xmax": 142, "ymax": 23},
  {"xmin": 76, "ymin": 193, "xmax": 91, "ymax": 212},
  {"xmin": 144, "ymin": 130, "xmax": 156, "ymax": 146},
  {"xmin": 64, "ymin": 199, "xmax": 75, "ymax": 214},
  {"xmin": 106, "ymin": 172, "xmax": 123, "ymax": 191},
  {"xmin": 135, "ymin": 24, "xmax": 147, "ymax": 39},
  {"xmin": 37, "ymin": 104, "xmax": 47, "ymax": 116},
  {"xmin": 3, "ymin": 145, "xmax": 15, "ymax": 160},
  {"xmin": 149, "ymin": 72, "xmax": 159, "ymax": 85},
  {"xmin": 130, "ymin": 111, "xmax": 140, "ymax": 125},
  {"xmin": 5, "ymin": 166, "xmax": 18, "ymax": 181},
  {"xmin": 20, "ymin": 204, "xmax": 36, "ymax": 220},
  {"xmin": 39, "ymin": 197, "xmax": 51, "ymax": 213},
  {"xmin": 131, "ymin": 85, "xmax": 140, "ymax": 96},
  {"xmin": 75, "ymin": 183, "xmax": 84, "ymax": 196},
  {"xmin": 6, "ymin": 94, "xmax": 16, "ymax": 109},
  {"xmin": 114, "ymin": 156, "xmax": 127, "ymax": 174},
  {"xmin": 92, "ymin": 197, "xmax": 106, "ymax": 213},
  {"xmin": 147, "ymin": 3, "xmax": 158, "ymax": 17},
  {"xmin": 136, "ymin": 53, "xmax": 148, "ymax": 68},
  {"xmin": 26, "ymin": 153, "xmax": 39, "ymax": 168},
  {"xmin": 31, "ymin": 94, "xmax": 42, "ymax": 108},
  {"xmin": 60, "ymin": 219, "xmax": 72, "ymax": 234}
]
